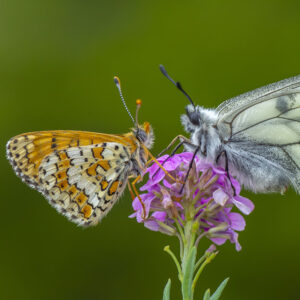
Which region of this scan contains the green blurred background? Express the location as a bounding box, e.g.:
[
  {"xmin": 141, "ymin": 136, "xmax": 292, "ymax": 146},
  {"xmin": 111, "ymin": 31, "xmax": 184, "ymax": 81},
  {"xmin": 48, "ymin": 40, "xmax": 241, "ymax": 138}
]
[{"xmin": 1, "ymin": 0, "xmax": 300, "ymax": 299}]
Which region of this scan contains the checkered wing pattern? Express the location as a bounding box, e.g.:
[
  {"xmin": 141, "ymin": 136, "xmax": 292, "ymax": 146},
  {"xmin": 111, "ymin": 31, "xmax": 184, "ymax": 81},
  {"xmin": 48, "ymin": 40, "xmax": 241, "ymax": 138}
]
[{"xmin": 6, "ymin": 131, "xmax": 133, "ymax": 226}]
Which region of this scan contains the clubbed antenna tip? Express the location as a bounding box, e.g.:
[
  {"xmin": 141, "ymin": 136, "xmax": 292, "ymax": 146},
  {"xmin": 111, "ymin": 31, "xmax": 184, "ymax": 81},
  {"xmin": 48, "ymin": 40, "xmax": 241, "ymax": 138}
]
[
  {"xmin": 113, "ymin": 76, "xmax": 135, "ymax": 125},
  {"xmin": 114, "ymin": 76, "xmax": 121, "ymax": 87}
]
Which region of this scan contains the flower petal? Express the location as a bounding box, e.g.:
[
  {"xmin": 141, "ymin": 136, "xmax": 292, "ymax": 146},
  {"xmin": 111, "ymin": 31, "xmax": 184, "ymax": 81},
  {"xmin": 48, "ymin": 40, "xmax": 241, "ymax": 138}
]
[
  {"xmin": 152, "ymin": 211, "xmax": 167, "ymax": 222},
  {"xmin": 228, "ymin": 212, "xmax": 245, "ymax": 231},
  {"xmin": 144, "ymin": 219, "xmax": 160, "ymax": 231},
  {"xmin": 232, "ymin": 195, "xmax": 254, "ymax": 215},
  {"xmin": 161, "ymin": 188, "xmax": 173, "ymax": 209},
  {"xmin": 210, "ymin": 237, "xmax": 227, "ymax": 246},
  {"xmin": 213, "ymin": 188, "xmax": 229, "ymax": 206}
]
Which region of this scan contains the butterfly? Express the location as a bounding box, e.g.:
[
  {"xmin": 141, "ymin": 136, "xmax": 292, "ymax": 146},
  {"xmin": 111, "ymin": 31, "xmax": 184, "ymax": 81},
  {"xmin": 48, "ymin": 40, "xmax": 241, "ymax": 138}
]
[
  {"xmin": 159, "ymin": 65, "xmax": 300, "ymax": 195},
  {"xmin": 6, "ymin": 77, "xmax": 156, "ymax": 226}
]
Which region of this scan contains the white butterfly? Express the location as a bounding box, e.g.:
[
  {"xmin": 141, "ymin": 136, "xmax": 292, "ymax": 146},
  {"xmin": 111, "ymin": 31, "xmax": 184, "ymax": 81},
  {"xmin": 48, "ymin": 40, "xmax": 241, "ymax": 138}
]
[{"xmin": 160, "ymin": 65, "xmax": 300, "ymax": 194}]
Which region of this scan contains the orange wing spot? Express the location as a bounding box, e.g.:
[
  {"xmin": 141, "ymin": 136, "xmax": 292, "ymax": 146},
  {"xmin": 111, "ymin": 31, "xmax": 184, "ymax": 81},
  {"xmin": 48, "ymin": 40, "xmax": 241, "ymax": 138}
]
[
  {"xmin": 100, "ymin": 180, "xmax": 109, "ymax": 191},
  {"xmin": 68, "ymin": 186, "xmax": 78, "ymax": 197},
  {"xmin": 78, "ymin": 139, "xmax": 92, "ymax": 146},
  {"xmin": 86, "ymin": 164, "xmax": 98, "ymax": 176},
  {"xmin": 98, "ymin": 160, "xmax": 110, "ymax": 171},
  {"xmin": 58, "ymin": 180, "xmax": 69, "ymax": 191},
  {"xmin": 56, "ymin": 171, "xmax": 67, "ymax": 180},
  {"xmin": 81, "ymin": 204, "xmax": 92, "ymax": 219},
  {"xmin": 76, "ymin": 192, "xmax": 88, "ymax": 206},
  {"xmin": 27, "ymin": 151, "xmax": 38, "ymax": 160},
  {"xmin": 58, "ymin": 160, "xmax": 70, "ymax": 169},
  {"xmin": 59, "ymin": 151, "xmax": 68, "ymax": 161},
  {"xmin": 33, "ymin": 137, "xmax": 52, "ymax": 146},
  {"xmin": 108, "ymin": 181, "xmax": 120, "ymax": 196},
  {"xmin": 92, "ymin": 147, "xmax": 104, "ymax": 159}
]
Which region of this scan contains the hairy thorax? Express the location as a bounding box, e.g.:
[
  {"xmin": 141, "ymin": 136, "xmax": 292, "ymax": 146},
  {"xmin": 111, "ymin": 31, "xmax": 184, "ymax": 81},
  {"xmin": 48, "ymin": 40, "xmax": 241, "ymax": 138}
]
[{"xmin": 182, "ymin": 107, "xmax": 222, "ymax": 163}]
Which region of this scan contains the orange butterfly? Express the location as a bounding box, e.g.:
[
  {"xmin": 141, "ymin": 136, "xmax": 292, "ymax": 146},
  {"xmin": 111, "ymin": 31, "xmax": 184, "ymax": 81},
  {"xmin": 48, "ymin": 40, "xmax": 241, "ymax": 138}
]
[{"xmin": 6, "ymin": 77, "xmax": 164, "ymax": 226}]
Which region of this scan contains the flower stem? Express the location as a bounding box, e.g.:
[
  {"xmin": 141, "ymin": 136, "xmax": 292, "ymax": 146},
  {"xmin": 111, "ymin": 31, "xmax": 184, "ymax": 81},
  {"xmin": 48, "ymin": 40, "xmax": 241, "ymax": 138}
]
[
  {"xmin": 193, "ymin": 252, "xmax": 207, "ymax": 271},
  {"xmin": 192, "ymin": 251, "xmax": 218, "ymax": 292},
  {"xmin": 180, "ymin": 220, "xmax": 199, "ymax": 300},
  {"xmin": 174, "ymin": 218, "xmax": 186, "ymax": 244},
  {"xmin": 164, "ymin": 245, "xmax": 183, "ymax": 281}
]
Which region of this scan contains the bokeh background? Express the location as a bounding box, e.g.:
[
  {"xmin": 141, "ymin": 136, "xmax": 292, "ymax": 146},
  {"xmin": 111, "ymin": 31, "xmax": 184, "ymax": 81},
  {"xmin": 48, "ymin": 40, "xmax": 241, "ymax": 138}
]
[{"xmin": 1, "ymin": 0, "xmax": 300, "ymax": 299}]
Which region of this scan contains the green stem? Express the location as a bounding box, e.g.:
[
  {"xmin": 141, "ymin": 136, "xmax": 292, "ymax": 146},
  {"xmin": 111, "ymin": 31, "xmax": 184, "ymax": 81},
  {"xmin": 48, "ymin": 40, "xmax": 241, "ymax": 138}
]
[
  {"xmin": 162, "ymin": 193, "xmax": 221, "ymax": 300},
  {"xmin": 192, "ymin": 252, "xmax": 218, "ymax": 292},
  {"xmin": 164, "ymin": 245, "xmax": 183, "ymax": 282},
  {"xmin": 180, "ymin": 220, "xmax": 199, "ymax": 300},
  {"xmin": 174, "ymin": 218, "xmax": 186, "ymax": 243},
  {"xmin": 176, "ymin": 232, "xmax": 184, "ymax": 260},
  {"xmin": 193, "ymin": 252, "xmax": 207, "ymax": 272}
]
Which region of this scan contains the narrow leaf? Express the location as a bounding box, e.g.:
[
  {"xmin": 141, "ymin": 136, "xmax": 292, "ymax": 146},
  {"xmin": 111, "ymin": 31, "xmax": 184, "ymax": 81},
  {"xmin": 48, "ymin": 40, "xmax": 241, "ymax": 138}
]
[
  {"xmin": 163, "ymin": 279, "xmax": 171, "ymax": 300},
  {"xmin": 182, "ymin": 247, "xmax": 196, "ymax": 300},
  {"xmin": 210, "ymin": 278, "xmax": 229, "ymax": 300},
  {"xmin": 203, "ymin": 289, "xmax": 211, "ymax": 300}
]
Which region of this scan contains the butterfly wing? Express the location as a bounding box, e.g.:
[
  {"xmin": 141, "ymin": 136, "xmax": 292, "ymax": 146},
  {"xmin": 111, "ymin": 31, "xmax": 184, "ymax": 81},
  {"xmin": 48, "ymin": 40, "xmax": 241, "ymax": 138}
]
[
  {"xmin": 216, "ymin": 75, "xmax": 300, "ymax": 123},
  {"xmin": 7, "ymin": 131, "xmax": 134, "ymax": 226},
  {"xmin": 215, "ymin": 76, "xmax": 300, "ymax": 192}
]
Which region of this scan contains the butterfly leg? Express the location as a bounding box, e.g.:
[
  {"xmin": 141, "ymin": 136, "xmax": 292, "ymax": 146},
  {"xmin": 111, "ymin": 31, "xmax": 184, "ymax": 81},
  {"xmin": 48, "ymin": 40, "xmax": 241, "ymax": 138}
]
[
  {"xmin": 179, "ymin": 146, "xmax": 200, "ymax": 194},
  {"xmin": 127, "ymin": 182, "xmax": 136, "ymax": 200},
  {"xmin": 216, "ymin": 150, "xmax": 236, "ymax": 196},
  {"xmin": 156, "ymin": 135, "xmax": 192, "ymax": 157},
  {"xmin": 152, "ymin": 141, "xmax": 185, "ymax": 180},
  {"xmin": 144, "ymin": 147, "xmax": 184, "ymax": 184},
  {"xmin": 129, "ymin": 175, "xmax": 147, "ymax": 219},
  {"xmin": 152, "ymin": 135, "xmax": 195, "ymax": 180}
]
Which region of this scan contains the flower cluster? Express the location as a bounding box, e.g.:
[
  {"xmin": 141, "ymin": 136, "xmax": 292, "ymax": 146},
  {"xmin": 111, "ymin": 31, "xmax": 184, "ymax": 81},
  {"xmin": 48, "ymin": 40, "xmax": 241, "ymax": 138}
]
[{"xmin": 130, "ymin": 152, "xmax": 254, "ymax": 251}]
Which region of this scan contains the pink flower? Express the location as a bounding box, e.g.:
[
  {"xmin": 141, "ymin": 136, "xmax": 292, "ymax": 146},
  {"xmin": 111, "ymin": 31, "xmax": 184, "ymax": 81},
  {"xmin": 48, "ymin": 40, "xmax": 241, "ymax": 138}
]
[{"xmin": 130, "ymin": 152, "xmax": 254, "ymax": 251}]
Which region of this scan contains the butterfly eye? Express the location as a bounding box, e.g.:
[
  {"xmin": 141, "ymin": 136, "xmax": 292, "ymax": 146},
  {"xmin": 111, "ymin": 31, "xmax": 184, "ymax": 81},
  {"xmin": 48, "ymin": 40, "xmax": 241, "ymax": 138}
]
[
  {"xmin": 136, "ymin": 128, "xmax": 147, "ymax": 142},
  {"xmin": 187, "ymin": 109, "xmax": 200, "ymax": 126}
]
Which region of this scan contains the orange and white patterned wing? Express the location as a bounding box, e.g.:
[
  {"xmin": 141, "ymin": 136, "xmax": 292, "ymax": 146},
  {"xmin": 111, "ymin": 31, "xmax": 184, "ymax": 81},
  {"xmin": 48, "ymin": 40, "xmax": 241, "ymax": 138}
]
[{"xmin": 6, "ymin": 131, "xmax": 133, "ymax": 226}]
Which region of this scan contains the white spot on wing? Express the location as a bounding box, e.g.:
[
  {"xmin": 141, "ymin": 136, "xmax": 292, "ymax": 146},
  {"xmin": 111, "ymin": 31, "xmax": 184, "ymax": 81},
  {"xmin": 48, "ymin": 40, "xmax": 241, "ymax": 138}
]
[
  {"xmin": 85, "ymin": 182, "xmax": 97, "ymax": 195},
  {"xmin": 76, "ymin": 177, "xmax": 89, "ymax": 189},
  {"xmin": 67, "ymin": 166, "xmax": 80, "ymax": 176},
  {"xmin": 88, "ymin": 194, "xmax": 99, "ymax": 208},
  {"xmin": 68, "ymin": 173, "xmax": 81, "ymax": 185},
  {"xmin": 67, "ymin": 148, "xmax": 81, "ymax": 158}
]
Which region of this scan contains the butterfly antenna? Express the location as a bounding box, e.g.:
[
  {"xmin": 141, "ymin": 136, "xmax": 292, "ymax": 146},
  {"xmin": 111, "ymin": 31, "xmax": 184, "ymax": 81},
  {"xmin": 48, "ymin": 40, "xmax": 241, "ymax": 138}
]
[
  {"xmin": 135, "ymin": 99, "xmax": 142, "ymax": 127},
  {"xmin": 114, "ymin": 76, "xmax": 135, "ymax": 125},
  {"xmin": 159, "ymin": 65, "xmax": 195, "ymax": 108}
]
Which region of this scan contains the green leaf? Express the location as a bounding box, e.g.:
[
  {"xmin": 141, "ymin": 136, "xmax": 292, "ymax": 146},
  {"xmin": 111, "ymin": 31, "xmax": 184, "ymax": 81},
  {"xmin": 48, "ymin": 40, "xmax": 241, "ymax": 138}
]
[
  {"xmin": 163, "ymin": 279, "xmax": 171, "ymax": 300},
  {"xmin": 203, "ymin": 289, "xmax": 211, "ymax": 300},
  {"xmin": 182, "ymin": 247, "xmax": 196, "ymax": 300},
  {"xmin": 210, "ymin": 278, "xmax": 230, "ymax": 300}
]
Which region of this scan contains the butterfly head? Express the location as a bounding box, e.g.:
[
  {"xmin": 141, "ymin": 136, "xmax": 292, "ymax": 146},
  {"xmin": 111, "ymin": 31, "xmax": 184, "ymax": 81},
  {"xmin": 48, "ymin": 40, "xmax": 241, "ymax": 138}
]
[
  {"xmin": 181, "ymin": 104, "xmax": 202, "ymax": 133},
  {"xmin": 133, "ymin": 100, "xmax": 154, "ymax": 148},
  {"xmin": 133, "ymin": 121, "xmax": 154, "ymax": 149},
  {"xmin": 181, "ymin": 104, "xmax": 218, "ymax": 133}
]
